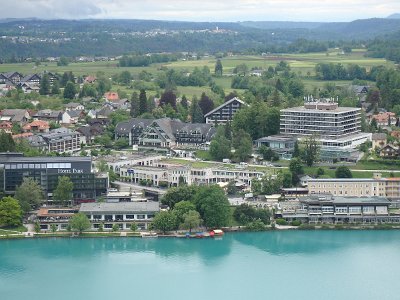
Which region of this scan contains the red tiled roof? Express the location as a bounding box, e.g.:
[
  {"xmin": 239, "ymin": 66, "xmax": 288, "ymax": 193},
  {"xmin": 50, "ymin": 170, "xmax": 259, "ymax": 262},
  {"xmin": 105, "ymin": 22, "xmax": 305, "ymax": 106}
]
[
  {"xmin": 22, "ymin": 120, "xmax": 50, "ymax": 131},
  {"xmin": 104, "ymin": 92, "xmax": 119, "ymax": 101}
]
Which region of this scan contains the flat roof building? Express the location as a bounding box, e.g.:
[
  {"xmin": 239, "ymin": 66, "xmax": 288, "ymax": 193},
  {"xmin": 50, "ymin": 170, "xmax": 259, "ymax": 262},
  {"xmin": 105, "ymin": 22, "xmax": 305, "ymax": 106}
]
[
  {"xmin": 79, "ymin": 202, "xmax": 160, "ymax": 230},
  {"xmin": 0, "ymin": 153, "xmax": 107, "ymax": 202}
]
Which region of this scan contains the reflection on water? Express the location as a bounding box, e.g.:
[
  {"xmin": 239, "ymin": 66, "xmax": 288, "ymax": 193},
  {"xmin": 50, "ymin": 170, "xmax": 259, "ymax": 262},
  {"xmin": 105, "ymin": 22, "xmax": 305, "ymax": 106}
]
[{"xmin": 232, "ymin": 230, "xmax": 400, "ymax": 255}]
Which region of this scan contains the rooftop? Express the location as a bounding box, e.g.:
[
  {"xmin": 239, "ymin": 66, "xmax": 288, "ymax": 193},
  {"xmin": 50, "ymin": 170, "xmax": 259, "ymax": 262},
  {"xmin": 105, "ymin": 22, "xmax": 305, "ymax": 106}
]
[{"xmin": 79, "ymin": 201, "xmax": 160, "ymax": 213}]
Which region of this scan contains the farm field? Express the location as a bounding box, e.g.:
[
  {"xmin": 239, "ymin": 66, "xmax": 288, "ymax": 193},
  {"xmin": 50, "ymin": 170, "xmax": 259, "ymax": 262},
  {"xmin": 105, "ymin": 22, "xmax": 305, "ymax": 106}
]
[{"xmin": 0, "ymin": 49, "xmax": 393, "ymax": 99}]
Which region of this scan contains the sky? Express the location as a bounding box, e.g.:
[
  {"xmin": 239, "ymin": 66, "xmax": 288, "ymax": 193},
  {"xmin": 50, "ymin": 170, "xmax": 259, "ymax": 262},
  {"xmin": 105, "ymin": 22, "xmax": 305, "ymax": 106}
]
[{"xmin": 0, "ymin": 0, "xmax": 400, "ymax": 22}]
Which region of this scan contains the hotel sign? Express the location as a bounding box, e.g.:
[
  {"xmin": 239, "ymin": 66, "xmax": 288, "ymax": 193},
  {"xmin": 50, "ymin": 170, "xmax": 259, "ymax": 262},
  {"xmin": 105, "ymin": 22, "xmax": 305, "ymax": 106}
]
[{"xmin": 58, "ymin": 168, "xmax": 84, "ymax": 174}]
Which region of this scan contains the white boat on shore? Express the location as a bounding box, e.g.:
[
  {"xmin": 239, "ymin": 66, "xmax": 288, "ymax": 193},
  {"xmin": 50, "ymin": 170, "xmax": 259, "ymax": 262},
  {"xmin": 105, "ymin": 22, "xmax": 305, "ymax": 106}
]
[{"xmin": 141, "ymin": 232, "xmax": 158, "ymax": 238}]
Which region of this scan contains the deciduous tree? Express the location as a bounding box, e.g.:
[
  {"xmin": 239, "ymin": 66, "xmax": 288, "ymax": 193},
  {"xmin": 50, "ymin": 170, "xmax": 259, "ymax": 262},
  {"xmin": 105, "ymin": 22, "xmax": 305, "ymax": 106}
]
[
  {"xmin": 69, "ymin": 213, "xmax": 91, "ymax": 233},
  {"xmin": 0, "ymin": 196, "xmax": 22, "ymax": 227},
  {"xmin": 14, "ymin": 178, "xmax": 44, "ymax": 213},
  {"xmin": 53, "ymin": 176, "xmax": 74, "ymax": 206}
]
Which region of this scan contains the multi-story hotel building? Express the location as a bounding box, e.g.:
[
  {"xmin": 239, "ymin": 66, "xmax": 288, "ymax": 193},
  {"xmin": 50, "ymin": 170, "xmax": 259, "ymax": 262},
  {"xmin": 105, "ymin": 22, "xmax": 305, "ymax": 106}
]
[
  {"xmin": 0, "ymin": 153, "xmax": 108, "ymax": 202},
  {"xmin": 280, "ymin": 99, "xmax": 371, "ymax": 153}
]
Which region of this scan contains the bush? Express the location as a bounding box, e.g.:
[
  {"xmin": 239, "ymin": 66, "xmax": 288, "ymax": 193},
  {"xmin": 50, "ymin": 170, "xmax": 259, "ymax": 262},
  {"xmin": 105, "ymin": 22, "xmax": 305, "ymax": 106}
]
[
  {"xmin": 246, "ymin": 220, "xmax": 266, "ymax": 231},
  {"xmin": 158, "ymin": 181, "xmax": 169, "ymax": 188},
  {"xmin": 275, "ymin": 218, "xmax": 288, "ymax": 225},
  {"xmin": 290, "ymin": 220, "xmax": 301, "ymax": 226}
]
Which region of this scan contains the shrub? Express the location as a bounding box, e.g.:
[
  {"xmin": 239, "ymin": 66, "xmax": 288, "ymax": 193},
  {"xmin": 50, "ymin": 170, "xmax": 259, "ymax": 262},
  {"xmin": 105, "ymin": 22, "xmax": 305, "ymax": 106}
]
[
  {"xmin": 290, "ymin": 220, "xmax": 301, "ymax": 226},
  {"xmin": 275, "ymin": 218, "xmax": 288, "ymax": 225},
  {"xmin": 246, "ymin": 220, "xmax": 266, "ymax": 231}
]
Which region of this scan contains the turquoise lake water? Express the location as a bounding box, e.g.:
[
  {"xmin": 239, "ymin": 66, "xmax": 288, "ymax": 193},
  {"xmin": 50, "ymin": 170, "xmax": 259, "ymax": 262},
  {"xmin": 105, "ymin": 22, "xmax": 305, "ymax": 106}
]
[{"xmin": 1, "ymin": 231, "xmax": 400, "ymax": 300}]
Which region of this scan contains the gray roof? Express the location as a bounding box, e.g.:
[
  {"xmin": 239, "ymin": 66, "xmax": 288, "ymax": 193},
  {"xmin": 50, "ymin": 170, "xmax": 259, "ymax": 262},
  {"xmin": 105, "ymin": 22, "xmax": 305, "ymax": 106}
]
[
  {"xmin": 65, "ymin": 102, "xmax": 82, "ymax": 108},
  {"xmin": 0, "ymin": 109, "xmax": 29, "ymax": 122},
  {"xmin": 372, "ymin": 133, "xmax": 387, "ymax": 140},
  {"xmin": 0, "ymin": 155, "xmax": 91, "ymax": 164},
  {"xmin": 300, "ymin": 194, "xmax": 390, "ymax": 205},
  {"xmin": 66, "ymin": 110, "xmax": 84, "ymax": 118},
  {"xmin": 79, "ymin": 202, "xmax": 160, "ymax": 213},
  {"xmin": 34, "ymin": 109, "xmax": 63, "ymax": 119},
  {"xmin": 21, "ymin": 74, "xmax": 41, "ymax": 83},
  {"xmin": 41, "ymin": 128, "xmax": 80, "ymax": 142},
  {"xmin": 115, "ymin": 118, "xmax": 153, "ymax": 135},
  {"xmin": 255, "ymin": 135, "xmax": 297, "ymax": 142},
  {"xmin": 204, "ymin": 97, "xmax": 247, "ymax": 117}
]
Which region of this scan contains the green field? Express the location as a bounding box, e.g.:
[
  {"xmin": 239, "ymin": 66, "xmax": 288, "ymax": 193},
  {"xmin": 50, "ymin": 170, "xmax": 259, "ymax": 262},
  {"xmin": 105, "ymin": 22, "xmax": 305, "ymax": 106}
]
[{"xmin": 0, "ymin": 49, "xmax": 394, "ymax": 99}]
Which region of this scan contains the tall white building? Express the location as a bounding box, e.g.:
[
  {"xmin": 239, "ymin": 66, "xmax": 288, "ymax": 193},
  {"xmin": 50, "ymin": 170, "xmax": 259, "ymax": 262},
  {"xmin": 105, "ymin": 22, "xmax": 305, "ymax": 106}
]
[{"xmin": 280, "ymin": 99, "xmax": 371, "ymax": 152}]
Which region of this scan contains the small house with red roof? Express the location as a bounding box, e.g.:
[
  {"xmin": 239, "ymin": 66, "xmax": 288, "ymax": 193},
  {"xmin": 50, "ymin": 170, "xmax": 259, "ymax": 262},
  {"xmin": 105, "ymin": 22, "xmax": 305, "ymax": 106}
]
[{"xmin": 104, "ymin": 92, "xmax": 119, "ymax": 102}]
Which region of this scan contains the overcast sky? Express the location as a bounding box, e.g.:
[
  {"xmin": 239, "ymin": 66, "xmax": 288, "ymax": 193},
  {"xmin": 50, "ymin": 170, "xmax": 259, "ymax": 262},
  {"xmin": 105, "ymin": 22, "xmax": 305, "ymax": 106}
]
[{"xmin": 1, "ymin": 0, "xmax": 399, "ymax": 22}]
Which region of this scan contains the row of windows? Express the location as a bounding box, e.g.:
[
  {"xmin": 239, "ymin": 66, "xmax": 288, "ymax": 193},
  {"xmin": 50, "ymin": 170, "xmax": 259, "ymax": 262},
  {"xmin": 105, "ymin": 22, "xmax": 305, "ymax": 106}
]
[{"xmin": 4, "ymin": 163, "xmax": 73, "ymax": 169}]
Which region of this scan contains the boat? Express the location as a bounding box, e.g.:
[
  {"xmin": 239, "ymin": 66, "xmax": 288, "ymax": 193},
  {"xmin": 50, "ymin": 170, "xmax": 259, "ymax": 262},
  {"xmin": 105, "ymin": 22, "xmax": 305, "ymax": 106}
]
[
  {"xmin": 141, "ymin": 232, "xmax": 158, "ymax": 238},
  {"xmin": 209, "ymin": 229, "xmax": 224, "ymax": 237}
]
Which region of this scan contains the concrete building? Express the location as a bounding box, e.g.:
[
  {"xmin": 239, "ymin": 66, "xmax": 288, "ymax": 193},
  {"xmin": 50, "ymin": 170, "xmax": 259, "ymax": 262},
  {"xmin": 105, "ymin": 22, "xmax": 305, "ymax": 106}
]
[
  {"xmin": 119, "ymin": 161, "xmax": 264, "ymax": 188},
  {"xmin": 79, "ymin": 202, "xmax": 159, "ymax": 230},
  {"xmin": 255, "ymin": 135, "xmax": 297, "ymax": 159},
  {"xmin": 307, "ymin": 175, "xmax": 400, "ymax": 200},
  {"xmin": 280, "ymin": 99, "xmax": 371, "ymax": 161}
]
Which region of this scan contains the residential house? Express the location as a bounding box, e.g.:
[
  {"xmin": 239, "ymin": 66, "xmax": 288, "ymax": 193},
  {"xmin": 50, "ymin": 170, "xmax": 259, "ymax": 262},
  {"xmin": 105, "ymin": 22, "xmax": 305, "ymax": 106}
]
[
  {"xmin": 1, "ymin": 72, "xmax": 23, "ymax": 84},
  {"xmin": 32, "ymin": 110, "xmax": 63, "ymax": 124},
  {"xmin": 370, "ymin": 112, "xmax": 397, "ymax": 127},
  {"xmin": 96, "ymin": 106, "xmax": 114, "ymax": 119},
  {"xmin": 45, "ymin": 72, "xmax": 59, "ymax": 85},
  {"xmin": 84, "ymin": 76, "xmax": 96, "ymax": 84},
  {"xmin": 104, "ymin": 92, "xmax": 119, "ymax": 102},
  {"xmin": 65, "ymin": 102, "xmax": 85, "ymax": 111},
  {"xmin": 22, "ymin": 120, "xmax": 50, "ymax": 133},
  {"xmin": 76, "ymin": 125, "xmax": 104, "ymax": 145},
  {"xmin": 20, "ymin": 74, "xmax": 41, "ymax": 85},
  {"xmin": 62, "ymin": 110, "xmax": 85, "ymax": 124},
  {"xmin": 351, "ymin": 85, "xmax": 369, "ymax": 95},
  {"xmin": 0, "ymin": 121, "xmax": 12, "ymax": 133},
  {"xmin": 391, "ymin": 131, "xmax": 400, "ymax": 140},
  {"xmin": 372, "ymin": 133, "xmax": 387, "ymax": 150},
  {"xmin": 379, "ymin": 144, "xmax": 399, "ymax": 159},
  {"xmin": 0, "ymin": 73, "xmax": 8, "ymax": 84},
  {"xmin": 204, "ymin": 97, "xmax": 248, "ymax": 125},
  {"xmin": 0, "ymin": 109, "xmax": 30, "ymax": 125},
  {"xmin": 110, "ymin": 99, "xmax": 130, "ymax": 110},
  {"xmin": 18, "ymin": 82, "xmax": 40, "ymax": 94}
]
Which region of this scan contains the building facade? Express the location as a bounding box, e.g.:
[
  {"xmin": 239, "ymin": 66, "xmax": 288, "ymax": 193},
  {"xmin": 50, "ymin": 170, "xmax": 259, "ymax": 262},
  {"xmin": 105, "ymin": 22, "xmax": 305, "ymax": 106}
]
[
  {"xmin": 0, "ymin": 154, "xmax": 108, "ymax": 201},
  {"xmin": 281, "ymin": 194, "xmax": 398, "ymax": 224},
  {"xmin": 79, "ymin": 202, "xmax": 159, "ymax": 230},
  {"xmin": 255, "ymin": 135, "xmax": 296, "ymax": 159},
  {"xmin": 204, "ymin": 97, "xmax": 247, "ymax": 125},
  {"xmin": 280, "ymin": 99, "xmax": 371, "ymax": 161},
  {"xmin": 307, "ymin": 176, "xmax": 400, "ymax": 200}
]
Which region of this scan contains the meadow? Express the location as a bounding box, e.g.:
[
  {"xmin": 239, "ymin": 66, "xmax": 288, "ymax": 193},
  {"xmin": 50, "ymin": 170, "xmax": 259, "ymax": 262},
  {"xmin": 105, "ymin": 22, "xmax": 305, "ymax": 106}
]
[{"xmin": 0, "ymin": 49, "xmax": 394, "ymax": 99}]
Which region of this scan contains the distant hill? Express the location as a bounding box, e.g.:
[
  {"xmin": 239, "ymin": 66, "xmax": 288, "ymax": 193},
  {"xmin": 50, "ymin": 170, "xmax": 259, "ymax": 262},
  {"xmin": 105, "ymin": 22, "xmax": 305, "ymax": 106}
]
[
  {"xmin": 239, "ymin": 21, "xmax": 324, "ymax": 30},
  {"xmin": 387, "ymin": 13, "xmax": 400, "ymax": 19}
]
